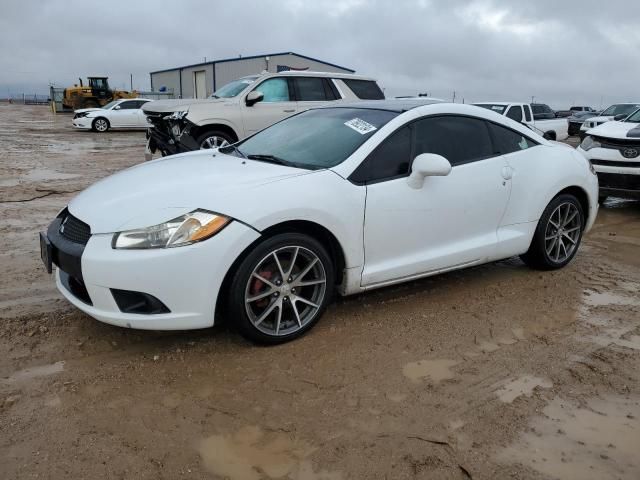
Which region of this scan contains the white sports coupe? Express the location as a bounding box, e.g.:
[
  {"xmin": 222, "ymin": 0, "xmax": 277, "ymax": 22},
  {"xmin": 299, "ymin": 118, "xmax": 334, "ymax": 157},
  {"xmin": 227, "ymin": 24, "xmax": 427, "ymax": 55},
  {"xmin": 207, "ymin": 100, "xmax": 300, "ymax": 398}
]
[
  {"xmin": 42, "ymin": 99, "xmax": 599, "ymax": 344},
  {"xmin": 72, "ymin": 98, "xmax": 153, "ymax": 132}
]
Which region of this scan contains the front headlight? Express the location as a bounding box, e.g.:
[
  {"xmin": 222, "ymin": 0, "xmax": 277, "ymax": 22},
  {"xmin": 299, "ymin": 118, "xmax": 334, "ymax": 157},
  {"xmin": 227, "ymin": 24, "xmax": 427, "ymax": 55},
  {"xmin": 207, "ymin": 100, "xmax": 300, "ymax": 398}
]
[
  {"xmin": 580, "ymin": 136, "xmax": 601, "ymax": 151},
  {"xmin": 164, "ymin": 110, "xmax": 188, "ymax": 121},
  {"xmin": 112, "ymin": 210, "xmax": 230, "ymax": 249}
]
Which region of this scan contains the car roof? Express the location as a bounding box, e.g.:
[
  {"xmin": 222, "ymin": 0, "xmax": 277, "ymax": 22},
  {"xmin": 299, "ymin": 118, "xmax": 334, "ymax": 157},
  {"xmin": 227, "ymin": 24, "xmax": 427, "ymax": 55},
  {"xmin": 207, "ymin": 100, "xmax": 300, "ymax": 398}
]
[
  {"xmin": 262, "ymin": 70, "xmax": 376, "ymax": 81},
  {"xmin": 317, "ymin": 98, "xmax": 443, "ymax": 112}
]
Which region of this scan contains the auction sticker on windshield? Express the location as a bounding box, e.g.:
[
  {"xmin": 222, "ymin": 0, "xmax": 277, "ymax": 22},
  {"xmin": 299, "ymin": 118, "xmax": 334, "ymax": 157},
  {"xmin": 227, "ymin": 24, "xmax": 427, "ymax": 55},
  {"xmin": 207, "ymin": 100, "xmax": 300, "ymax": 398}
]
[{"xmin": 344, "ymin": 118, "xmax": 377, "ymax": 135}]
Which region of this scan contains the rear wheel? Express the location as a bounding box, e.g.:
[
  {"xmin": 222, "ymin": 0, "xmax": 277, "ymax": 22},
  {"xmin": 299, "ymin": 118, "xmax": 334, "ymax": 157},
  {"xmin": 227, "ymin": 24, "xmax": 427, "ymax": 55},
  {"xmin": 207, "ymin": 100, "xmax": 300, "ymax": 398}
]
[
  {"xmin": 92, "ymin": 117, "xmax": 109, "ymax": 132},
  {"xmin": 196, "ymin": 130, "xmax": 234, "ymax": 150},
  {"xmin": 521, "ymin": 194, "xmax": 584, "ymax": 270},
  {"xmin": 228, "ymin": 233, "xmax": 334, "ymax": 344}
]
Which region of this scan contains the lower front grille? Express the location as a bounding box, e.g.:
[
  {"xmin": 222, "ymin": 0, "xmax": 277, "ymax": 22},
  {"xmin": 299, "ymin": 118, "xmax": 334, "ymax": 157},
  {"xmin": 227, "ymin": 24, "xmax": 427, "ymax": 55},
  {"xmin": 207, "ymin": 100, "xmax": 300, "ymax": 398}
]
[
  {"xmin": 59, "ymin": 211, "xmax": 91, "ymax": 245},
  {"xmin": 597, "ymin": 172, "xmax": 640, "ymax": 190},
  {"xmin": 591, "ymin": 159, "xmax": 640, "ymax": 168}
]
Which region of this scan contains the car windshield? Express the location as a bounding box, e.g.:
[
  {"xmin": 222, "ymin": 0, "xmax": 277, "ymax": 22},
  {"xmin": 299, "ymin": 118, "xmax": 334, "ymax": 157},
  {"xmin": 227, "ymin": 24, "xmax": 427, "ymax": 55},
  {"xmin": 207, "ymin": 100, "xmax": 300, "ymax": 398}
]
[
  {"xmin": 102, "ymin": 100, "xmax": 119, "ymax": 109},
  {"xmin": 601, "ymin": 104, "xmax": 640, "ymax": 116},
  {"xmin": 473, "ymin": 104, "xmax": 507, "ymax": 114},
  {"xmin": 232, "ymin": 107, "xmax": 399, "ymax": 169},
  {"xmin": 624, "ymin": 109, "xmax": 640, "ymax": 123},
  {"xmin": 210, "ymin": 76, "xmax": 258, "ymax": 98}
]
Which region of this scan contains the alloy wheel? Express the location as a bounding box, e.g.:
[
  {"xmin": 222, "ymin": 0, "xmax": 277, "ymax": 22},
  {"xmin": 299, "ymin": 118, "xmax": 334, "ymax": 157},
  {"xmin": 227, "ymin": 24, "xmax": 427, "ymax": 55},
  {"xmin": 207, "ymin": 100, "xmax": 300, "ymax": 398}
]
[
  {"xmin": 244, "ymin": 246, "xmax": 327, "ymax": 337},
  {"xmin": 200, "ymin": 136, "xmax": 229, "ymax": 149},
  {"xmin": 544, "ymin": 202, "xmax": 581, "ymax": 263},
  {"xmin": 95, "ymin": 119, "xmax": 108, "ymax": 132}
]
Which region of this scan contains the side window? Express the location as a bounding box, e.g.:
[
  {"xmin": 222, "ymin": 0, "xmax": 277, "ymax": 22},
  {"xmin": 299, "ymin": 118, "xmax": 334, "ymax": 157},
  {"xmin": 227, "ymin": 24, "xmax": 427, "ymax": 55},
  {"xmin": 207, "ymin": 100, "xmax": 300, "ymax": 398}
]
[
  {"xmin": 294, "ymin": 77, "xmax": 329, "ymax": 101},
  {"xmin": 531, "ymin": 105, "xmax": 542, "ymax": 114},
  {"xmin": 342, "ymin": 79, "xmax": 385, "ymax": 100},
  {"xmin": 488, "ymin": 122, "xmax": 537, "ymax": 155},
  {"xmin": 255, "ymin": 78, "xmax": 290, "ymax": 102},
  {"xmin": 135, "ymin": 100, "xmax": 149, "ymax": 109},
  {"xmin": 118, "ymin": 101, "xmax": 137, "ymax": 110},
  {"xmin": 524, "ymin": 105, "xmax": 532, "ymax": 122},
  {"xmin": 351, "ymin": 126, "xmax": 411, "ymax": 184},
  {"xmin": 506, "ymin": 106, "xmax": 523, "ymax": 122},
  {"xmin": 413, "ymin": 116, "xmax": 493, "ymax": 166}
]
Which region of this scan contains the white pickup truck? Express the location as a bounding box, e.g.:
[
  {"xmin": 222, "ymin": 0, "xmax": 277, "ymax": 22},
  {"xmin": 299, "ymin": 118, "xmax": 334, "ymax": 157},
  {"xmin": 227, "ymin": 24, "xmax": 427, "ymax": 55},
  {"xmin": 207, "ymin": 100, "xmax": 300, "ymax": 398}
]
[{"xmin": 473, "ymin": 102, "xmax": 569, "ymax": 141}]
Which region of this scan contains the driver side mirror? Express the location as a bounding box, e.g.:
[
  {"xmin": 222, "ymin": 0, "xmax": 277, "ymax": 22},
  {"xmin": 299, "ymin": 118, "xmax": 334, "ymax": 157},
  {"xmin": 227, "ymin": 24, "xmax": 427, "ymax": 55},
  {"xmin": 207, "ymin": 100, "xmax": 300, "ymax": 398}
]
[
  {"xmin": 407, "ymin": 153, "xmax": 452, "ymax": 189},
  {"xmin": 114, "ymin": 105, "xmax": 121, "ymax": 110},
  {"xmin": 245, "ymin": 91, "xmax": 264, "ymax": 106},
  {"xmin": 614, "ymin": 114, "xmax": 626, "ymax": 121}
]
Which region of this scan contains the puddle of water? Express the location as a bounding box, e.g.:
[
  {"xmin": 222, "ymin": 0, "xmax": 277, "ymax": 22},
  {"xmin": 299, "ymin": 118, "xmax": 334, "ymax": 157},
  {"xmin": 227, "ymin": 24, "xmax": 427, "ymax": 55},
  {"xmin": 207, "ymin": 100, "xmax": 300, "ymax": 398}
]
[
  {"xmin": 2, "ymin": 361, "xmax": 65, "ymax": 384},
  {"xmin": 23, "ymin": 169, "xmax": 81, "ymax": 182},
  {"xmin": 402, "ymin": 359, "xmax": 458, "ymax": 384},
  {"xmin": 198, "ymin": 426, "xmax": 340, "ymax": 480},
  {"xmin": 499, "ymin": 395, "xmax": 640, "ymax": 479},
  {"xmin": 588, "ymin": 326, "xmax": 640, "ymax": 351},
  {"xmin": 583, "ymin": 290, "xmax": 640, "ymax": 308},
  {"xmin": 495, "ymin": 375, "xmax": 552, "ymax": 403},
  {"xmin": 477, "ymin": 340, "xmax": 500, "ymax": 353}
]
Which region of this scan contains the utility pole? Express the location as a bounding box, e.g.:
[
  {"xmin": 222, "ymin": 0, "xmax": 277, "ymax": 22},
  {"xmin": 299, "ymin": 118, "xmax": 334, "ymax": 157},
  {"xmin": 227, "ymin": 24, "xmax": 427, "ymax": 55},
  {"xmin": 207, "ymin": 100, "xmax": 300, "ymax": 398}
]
[
  {"xmin": 130, "ymin": 74, "xmax": 133, "ymax": 91},
  {"xmin": 531, "ymin": 95, "xmax": 535, "ymax": 104},
  {"xmin": 452, "ymin": 91, "xmax": 456, "ymax": 103}
]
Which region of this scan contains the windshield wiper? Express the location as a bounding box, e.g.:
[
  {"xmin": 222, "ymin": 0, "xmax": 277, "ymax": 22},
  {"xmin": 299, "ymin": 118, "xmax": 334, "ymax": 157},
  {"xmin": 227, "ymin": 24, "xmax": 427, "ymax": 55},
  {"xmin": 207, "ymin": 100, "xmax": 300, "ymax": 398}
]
[
  {"xmin": 219, "ymin": 144, "xmax": 246, "ymax": 158},
  {"xmin": 246, "ymin": 154, "xmax": 290, "ymax": 166}
]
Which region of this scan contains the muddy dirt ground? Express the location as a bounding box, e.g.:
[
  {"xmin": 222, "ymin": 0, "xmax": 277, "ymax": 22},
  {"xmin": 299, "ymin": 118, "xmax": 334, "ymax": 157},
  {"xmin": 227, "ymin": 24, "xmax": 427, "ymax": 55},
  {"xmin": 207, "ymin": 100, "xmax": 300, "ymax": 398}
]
[{"xmin": 1, "ymin": 104, "xmax": 640, "ymax": 479}]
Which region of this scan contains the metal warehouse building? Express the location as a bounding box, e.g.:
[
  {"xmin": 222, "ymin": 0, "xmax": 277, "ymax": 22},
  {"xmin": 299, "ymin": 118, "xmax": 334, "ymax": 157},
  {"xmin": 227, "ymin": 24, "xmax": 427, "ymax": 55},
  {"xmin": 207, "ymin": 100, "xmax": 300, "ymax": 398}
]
[{"xmin": 149, "ymin": 52, "xmax": 355, "ymax": 99}]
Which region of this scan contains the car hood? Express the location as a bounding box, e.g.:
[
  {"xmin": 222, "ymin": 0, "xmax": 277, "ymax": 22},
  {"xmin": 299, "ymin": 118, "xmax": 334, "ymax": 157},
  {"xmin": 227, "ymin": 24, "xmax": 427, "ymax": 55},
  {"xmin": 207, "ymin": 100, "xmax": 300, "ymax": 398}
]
[
  {"xmin": 143, "ymin": 97, "xmax": 231, "ymax": 114},
  {"xmin": 74, "ymin": 107, "xmax": 104, "ymax": 114},
  {"xmin": 68, "ymin": 151, "xmax": 316, "ymax": 233},
  {"xmin": 588, "ymin": 121, "xmax": 640, "ymax": 140}
]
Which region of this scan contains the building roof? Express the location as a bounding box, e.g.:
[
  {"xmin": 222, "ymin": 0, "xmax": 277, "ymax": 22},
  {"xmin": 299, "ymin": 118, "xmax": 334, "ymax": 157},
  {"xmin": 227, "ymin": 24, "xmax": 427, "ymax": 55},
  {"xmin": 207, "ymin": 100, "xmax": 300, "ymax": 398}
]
[{"xmin": 150, "ymin": 51, "xmax": 355, "ymax": 75}]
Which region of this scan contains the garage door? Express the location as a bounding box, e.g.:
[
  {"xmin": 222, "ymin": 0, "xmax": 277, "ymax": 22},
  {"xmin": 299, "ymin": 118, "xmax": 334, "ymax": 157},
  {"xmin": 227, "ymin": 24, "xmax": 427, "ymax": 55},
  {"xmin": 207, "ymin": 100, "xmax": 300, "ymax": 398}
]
[{"xmin": 194, "ymin": 70, "xmax": 206, "ymax": 99}]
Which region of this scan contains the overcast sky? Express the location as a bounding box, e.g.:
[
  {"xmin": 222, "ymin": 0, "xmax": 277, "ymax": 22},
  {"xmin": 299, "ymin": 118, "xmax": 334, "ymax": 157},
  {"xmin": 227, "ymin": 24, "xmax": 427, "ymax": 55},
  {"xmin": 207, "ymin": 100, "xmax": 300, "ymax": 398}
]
[{"xmin": 1, "ymin": 0, "xmax": 638, "ymax": 109}]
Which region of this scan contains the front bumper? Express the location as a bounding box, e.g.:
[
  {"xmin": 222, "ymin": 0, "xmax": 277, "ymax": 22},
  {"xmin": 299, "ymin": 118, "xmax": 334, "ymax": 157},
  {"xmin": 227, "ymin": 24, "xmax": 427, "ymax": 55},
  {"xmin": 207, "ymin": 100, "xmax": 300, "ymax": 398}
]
[
  {"xmin": 578, "ymin": 145, "xmax": 640, "ymax": 197},
  {"xmin": 47, "ymin": 217, "xmax": 261, "ymax": 330},
  {"xmin": 72, "ymin": 117, "xmax": 92, "ymax": 130}
]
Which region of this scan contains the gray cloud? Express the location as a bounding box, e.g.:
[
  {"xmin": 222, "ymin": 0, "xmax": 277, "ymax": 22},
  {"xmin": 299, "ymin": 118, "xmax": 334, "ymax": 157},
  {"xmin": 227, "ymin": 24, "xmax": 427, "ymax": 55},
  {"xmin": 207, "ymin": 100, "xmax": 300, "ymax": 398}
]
[{"xmin": 1, "ymin": 0, "xmax": 638, "ymax": 109}]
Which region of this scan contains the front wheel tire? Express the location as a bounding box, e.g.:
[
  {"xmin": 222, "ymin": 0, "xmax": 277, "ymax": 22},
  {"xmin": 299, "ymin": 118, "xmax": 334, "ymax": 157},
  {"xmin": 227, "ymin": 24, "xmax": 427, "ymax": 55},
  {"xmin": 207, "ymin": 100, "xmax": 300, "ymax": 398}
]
[
  {"xmin": 228, "ymin": 233, "xmax": 335, "ymax": 344},
  {"xmin": 521, "ymin": 194, "xmax": 584, "ymax": 270},
  {"xmin": 196, "ymin": 130, "xmax": 234, "ymax": 150},
  {"xmin": 92, "ymin": 117, "xmax": 109, "ymax": 132}
]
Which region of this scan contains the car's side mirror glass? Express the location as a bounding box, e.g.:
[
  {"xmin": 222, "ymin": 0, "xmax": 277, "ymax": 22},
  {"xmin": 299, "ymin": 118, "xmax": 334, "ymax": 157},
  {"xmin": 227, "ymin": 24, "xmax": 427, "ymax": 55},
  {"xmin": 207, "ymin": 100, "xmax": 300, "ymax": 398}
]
[
  {"xmin": 114, "ymin": 105, "xmax": 121, "ymax": 110},
  {"xmin": 614, "ymin": 114, "xmax": 626, "ymax": 121},
  {"xmin": 407, "ymin": 153, "xmax": 452, "ymax": 189},
  {"xmin": 246, "ymin": 91, "xmax": 264, "ymax": 106}
]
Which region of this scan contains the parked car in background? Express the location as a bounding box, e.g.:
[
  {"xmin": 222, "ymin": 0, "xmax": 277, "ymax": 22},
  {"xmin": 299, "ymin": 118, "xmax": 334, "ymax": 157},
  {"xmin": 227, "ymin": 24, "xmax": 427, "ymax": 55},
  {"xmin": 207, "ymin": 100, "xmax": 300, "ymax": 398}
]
[
  {"xmin": 531, "ymin": 103, "xmax": 556, "ymax": 120},
  {"xmin": 473, "ymin": 102, "xmax": 569, "ymax": 140},
  {"xmin": 578, "ymin": 107, "xmax": 640, "ymax": 201},
  {"xmin": 579, "ymin": 103, "xmax": 640, "ymax": 139},
  {"xmin": 568, "ymin": 111, "xmax": 600, "ymax": 136},
  {"xmin": 72, "ymin": 98, "xmax": 153, "ymax": 132},
  {"xmin": 570, "ymin": 106, "xmax": 596, "ymax": 113},
  {"xmin": 555, "ymin": 110, "xmax": 574, "ymax": 118},
  {"xmin": 40, "ymin": 99, "xmax": 598, "ymax": 344},
  {"xmin": 143, "ymin": 71, "xmax": 384, "ymax": 158}
]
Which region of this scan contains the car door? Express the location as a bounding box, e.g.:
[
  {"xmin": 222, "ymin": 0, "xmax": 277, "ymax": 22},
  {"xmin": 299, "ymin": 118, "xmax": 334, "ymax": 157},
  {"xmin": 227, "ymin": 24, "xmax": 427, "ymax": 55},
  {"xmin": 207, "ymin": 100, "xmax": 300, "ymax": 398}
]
[
  {"xmin": 358, "ymin": 115, "xmax": 511, "ymax": 287},
  {"xmin": 293, "ymin": 77, "xmax": 339, "ymax": 113},
  {"xmin": 241, "ymin": 77, "xmax": 298, "ymax": 135},
  {"xmin": 109, "ymin": 100, "xmax": 139, "ymax": 127}
]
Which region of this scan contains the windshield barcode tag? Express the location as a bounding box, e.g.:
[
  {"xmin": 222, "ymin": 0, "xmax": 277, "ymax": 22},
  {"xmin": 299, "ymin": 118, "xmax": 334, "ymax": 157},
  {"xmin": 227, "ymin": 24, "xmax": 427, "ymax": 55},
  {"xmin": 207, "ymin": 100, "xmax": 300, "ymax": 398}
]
[{"xmin": 344, "ymin": 118, "xmax": 377, "ymax": 135}]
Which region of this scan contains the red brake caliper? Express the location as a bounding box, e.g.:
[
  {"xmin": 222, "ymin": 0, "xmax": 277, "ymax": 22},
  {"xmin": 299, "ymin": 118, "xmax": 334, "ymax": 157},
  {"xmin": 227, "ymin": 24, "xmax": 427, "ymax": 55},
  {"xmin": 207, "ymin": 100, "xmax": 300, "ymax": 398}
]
[{"xmin": 251, "ymin": 269, "xmax": 273, "ymax": 308}]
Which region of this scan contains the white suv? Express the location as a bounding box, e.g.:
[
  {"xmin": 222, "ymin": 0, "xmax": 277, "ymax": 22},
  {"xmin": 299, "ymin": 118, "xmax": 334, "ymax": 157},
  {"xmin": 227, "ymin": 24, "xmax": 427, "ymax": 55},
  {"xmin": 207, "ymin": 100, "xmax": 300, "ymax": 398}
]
[{"xmin": 143, "ymin": 71, "xmax": 384, "ymax": 158}]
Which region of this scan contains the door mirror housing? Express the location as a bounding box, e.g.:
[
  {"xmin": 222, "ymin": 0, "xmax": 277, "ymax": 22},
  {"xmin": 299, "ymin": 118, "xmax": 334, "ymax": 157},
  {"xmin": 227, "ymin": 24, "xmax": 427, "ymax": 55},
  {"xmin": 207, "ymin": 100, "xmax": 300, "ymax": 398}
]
[
  {"xmin": 614, "ymin": 113, "xmax": 627, "ymax": 121},
  {"xmin": 407, "ymin": 153, "xmax": 452, "ymax": 189},
  {"xmin": 113, "ymin": 105, "xmax": 121, "ymax": 110},
  {"xmin": 245, "ymin": 91, "xmax": 264, "ymax": 106}
]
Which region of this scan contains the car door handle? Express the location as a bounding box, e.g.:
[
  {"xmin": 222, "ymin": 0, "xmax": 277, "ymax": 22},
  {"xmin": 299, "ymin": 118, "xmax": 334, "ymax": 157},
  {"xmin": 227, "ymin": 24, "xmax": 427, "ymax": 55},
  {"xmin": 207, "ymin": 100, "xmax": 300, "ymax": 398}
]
[
  {"xmin": 501, "ymin": 166, "xmax": 513, "ymax": 180},
  {"xmin": 283, "ymin": 109, "xmax": 295, "ymax": 113}
]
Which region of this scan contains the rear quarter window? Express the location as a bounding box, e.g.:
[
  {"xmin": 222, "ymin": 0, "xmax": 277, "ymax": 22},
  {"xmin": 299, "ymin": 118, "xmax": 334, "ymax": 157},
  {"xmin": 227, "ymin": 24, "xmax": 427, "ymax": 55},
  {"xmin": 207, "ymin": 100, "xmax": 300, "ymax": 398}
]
[{"xmin": 342, "ymin": 79, "xmax": 385, "ymax": 100}]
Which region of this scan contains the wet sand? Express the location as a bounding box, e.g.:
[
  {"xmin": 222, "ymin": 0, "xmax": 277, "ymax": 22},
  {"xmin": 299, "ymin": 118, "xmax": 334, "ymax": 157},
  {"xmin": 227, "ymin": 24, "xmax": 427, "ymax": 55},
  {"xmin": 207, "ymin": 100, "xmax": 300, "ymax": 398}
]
[{"xmin": 1, "ymin": 104, "xmax": 640, "ymax": 479}]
